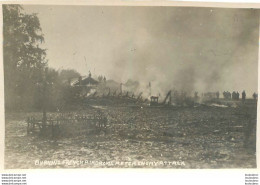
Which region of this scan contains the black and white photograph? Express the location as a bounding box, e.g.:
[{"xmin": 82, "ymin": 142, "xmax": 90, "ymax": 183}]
[{"xmin": 3, "ymin": 4, "xmax": 259, "ymax": 169}]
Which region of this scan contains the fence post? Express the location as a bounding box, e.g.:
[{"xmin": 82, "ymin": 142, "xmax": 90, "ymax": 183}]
[
  {"xmin": 27, "ymin": 117, "xmax": 30, "ymax": 135},
  {"xmin": 32, "ymin": 117, "xmax": 35, "ymax": 130},
  {"xmin": 51, "ymin": 120, "xmax": 54, "ymax": 138}
]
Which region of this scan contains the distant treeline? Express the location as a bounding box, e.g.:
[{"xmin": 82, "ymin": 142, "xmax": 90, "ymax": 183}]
[{"xmin": 3, "ymin": 5, "xmax": 82, "ymax": 111}]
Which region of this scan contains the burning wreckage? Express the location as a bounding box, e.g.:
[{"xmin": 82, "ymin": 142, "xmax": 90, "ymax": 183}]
[
  {"xmin": 26, "ymin": 72, "xmax": 257, "ymax": 142},
  {"xmin": 6, "ymin": 72, "xmax": 256, "ymax": 169},
  {"xmin": 69, "ymin": 73, "xmax": 257, "ymax": 108},
  {"xmin": 3, "ymin": 4, "xmax": 258, "ymax": 169},
  {"xmin": 68, "ymin": 73, "xmax": 205, "ymax": 107}
]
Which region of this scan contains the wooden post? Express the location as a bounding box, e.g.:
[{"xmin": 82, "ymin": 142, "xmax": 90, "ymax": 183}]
[
  {"xmin": 32, "ymin": 117, "xmax": 35, "ymax": 130},
  {"xmin": 27, "ymin": 117, "xmax": 30, "ymax": 135},
  {"xmin": 51, "ymin": 120, "xmax": 54, "ymax": 138}
]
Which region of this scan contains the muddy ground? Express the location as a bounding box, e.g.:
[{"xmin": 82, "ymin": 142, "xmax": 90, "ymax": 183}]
[{"xmin": 4, "ymin": 101, "xmax": 257, "ymax": 169}]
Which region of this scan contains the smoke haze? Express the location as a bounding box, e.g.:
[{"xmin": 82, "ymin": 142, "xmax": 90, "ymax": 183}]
[{"xmin": 23, "ymin": 5, "xmax": 259, "ymax": 96}]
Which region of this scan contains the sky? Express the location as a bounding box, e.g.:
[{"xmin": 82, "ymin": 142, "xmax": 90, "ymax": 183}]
[{"xmin": 22, "ymin": 5, "xmax": 259, "ymax": 96}]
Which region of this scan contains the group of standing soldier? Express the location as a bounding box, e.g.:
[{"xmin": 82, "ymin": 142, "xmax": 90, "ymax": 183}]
[
  {"xmin": 222, "ymin": 90, "xmax": 257, "ymax": 101},
  {"xmin": 231, "ymin": 91, "xmax": 240, "ymax": 100},
  {"xmin": 197, "ymin": 90, "xmax": 257, "ymax": 101}
]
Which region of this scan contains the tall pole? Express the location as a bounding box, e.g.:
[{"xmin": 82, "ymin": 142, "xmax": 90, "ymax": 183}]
[
  {"xmin": 149, "ymin": 82, "xmax": 151, "ymax": 96},
  {"xmin": 120, "ymin": 83, "xmax": 122, "ymax": 94}
]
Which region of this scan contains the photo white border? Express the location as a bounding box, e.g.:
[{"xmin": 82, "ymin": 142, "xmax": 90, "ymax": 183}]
[{"xmin": 0, "ymin": 1, "xmax": 259, "ymax": 184}]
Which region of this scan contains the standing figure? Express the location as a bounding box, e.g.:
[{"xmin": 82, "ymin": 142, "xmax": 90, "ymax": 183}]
[
  {"xmin": 232, "ymin": 91, "xmax": 236, "ymax": 100},
  {"xmin": 216, "ymin": 91, "xmax": 220, "ymax": 99},
  {"xmin": 242, "ymin": 90, "xmax": 246, "ymax": 101},
  {"xmin": 223, "ymin": 91, "xmax": 226, "ymax": 99},
  {"xmin": 227, "ymin": 91, "xmax": 231, "ymax": 99}
]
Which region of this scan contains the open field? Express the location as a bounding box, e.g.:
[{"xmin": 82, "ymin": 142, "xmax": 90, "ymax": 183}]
[{"xmin": 5, "ymin": 100, "xmax": 257, "ymax": 169}]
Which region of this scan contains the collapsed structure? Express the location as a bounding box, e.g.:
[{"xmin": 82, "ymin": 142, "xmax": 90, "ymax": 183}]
[{"xmin": 67, "ymin": 72, "xmax": 257, "ymax": 107}]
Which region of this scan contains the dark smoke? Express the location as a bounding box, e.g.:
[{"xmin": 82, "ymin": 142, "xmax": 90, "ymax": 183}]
[{"xmin": 23, "ymin": 6, "xmax": 259, "ymax": 97}]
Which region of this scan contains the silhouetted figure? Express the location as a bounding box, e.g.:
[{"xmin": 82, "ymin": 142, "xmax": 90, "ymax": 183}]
[
  {"xmin": 224, "ymin": 91, "xmax": 231, "ymax": 99},
  {"xmin": 232, "ymin": 91, "xmax": 236, "ymax": 100},
  {"xmin": 194, "ymin": 91, "xmax": 198, "ymax": 99},
  {"xmin": 253, "ymin": 93, "xmax": 257, "ymax": 100},
  {"xmin": 216, "ymin": 91, "xmax": 219, "ymax": 99},
  {"xmin": 242, "ymin": 90, "xmax": 246, "ymax": 101},
  {"xmin": 227, "ymin": 91, "xmax": 231, "ymax": 99},
  {"xmin": 98, "ymin": 75, "xmax": 103, "ymax": 82},
  {"xmin": 223, "ymin": 91, "xmax": 226, "ymax": 99}
]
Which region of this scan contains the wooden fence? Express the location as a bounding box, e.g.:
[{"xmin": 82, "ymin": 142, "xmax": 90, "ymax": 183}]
[{"xmin": 27, "ymin": 114, "xmax": 108, "ymax": 138}]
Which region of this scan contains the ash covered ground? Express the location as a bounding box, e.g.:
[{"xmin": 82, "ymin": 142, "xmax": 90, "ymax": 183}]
[{"xmin": 5, "ymin": 100, "xmax": 257, "ymax": 169}]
